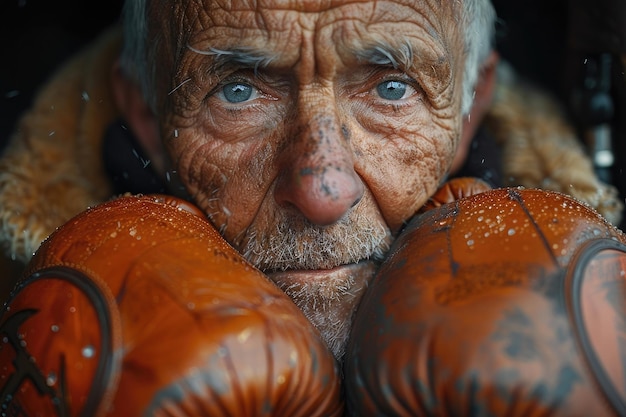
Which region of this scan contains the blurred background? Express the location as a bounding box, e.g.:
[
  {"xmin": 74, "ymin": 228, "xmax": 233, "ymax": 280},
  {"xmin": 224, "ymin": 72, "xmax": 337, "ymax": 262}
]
[
  {"xmin": 0, "ymin": 0, "xmax": 123, "ymax": 146},
  {"xmin": 0, "ymin": 0, "xmax": 624, "ymax": 229}
]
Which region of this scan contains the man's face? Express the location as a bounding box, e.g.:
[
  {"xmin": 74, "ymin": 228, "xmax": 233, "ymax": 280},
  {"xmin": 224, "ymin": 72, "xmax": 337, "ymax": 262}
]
[{"xmin": 151, "ymin": 0, "xmax": 465, "ymax": 358}]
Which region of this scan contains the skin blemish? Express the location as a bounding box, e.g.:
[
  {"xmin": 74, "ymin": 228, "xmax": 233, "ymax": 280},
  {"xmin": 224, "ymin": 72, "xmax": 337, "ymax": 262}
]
[
  {"xmin": 341, "ymin": 124, "xmax": 350, "ymax": 140},
  {"xmin": 297, "ymin": 165, "xmax": 340, "ymax": 200},
  {"xmin": 299, "ymin": 167, "xmax": 318, "ymax": 176},
  {"xmin": 321, "ymin": 181, "xmax": 335, "ymax": 198}
]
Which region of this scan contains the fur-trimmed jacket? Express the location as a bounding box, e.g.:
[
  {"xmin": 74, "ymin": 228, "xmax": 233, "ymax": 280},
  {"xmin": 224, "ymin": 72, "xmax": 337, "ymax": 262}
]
[{"xmin": 1, "ymin": 26, "xmax": 623, "ymax": 282}]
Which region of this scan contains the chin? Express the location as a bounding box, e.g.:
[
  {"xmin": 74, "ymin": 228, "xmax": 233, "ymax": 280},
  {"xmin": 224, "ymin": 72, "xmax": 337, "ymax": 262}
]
[{"xmin": 266, "ymin": 261, "xmax": 378, "ymax": 362}]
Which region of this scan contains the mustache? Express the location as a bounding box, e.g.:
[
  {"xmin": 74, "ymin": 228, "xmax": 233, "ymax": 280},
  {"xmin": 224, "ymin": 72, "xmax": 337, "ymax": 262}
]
[{"xmin": 238, "ymin": 212, "xmax": 391, "ymax": 272}]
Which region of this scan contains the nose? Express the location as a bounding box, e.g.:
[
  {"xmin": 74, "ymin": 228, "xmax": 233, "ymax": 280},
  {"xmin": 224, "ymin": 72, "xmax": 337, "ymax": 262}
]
[{"xmin": 274, "ymin": 113, "xmax": 364, "ymax": 226}]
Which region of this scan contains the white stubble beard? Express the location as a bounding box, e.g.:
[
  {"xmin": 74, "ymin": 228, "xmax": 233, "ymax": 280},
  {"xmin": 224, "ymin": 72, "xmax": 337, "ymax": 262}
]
[{"xmin": 238, "ymin": 209, "xmax": 391, "ymax": 361}]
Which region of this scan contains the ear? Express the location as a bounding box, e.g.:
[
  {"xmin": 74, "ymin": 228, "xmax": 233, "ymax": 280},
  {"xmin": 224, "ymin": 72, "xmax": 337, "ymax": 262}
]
[
  {"xmin": 449, "ymin": 50, "xmax": 500, "ymax": 175},
  {"xmin": 111, "ymin": 60, "xmax": 167, "ymax": 174}
]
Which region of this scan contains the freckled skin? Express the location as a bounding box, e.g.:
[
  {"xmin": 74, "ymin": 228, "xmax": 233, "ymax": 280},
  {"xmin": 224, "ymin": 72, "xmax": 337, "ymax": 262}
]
[{"xmin": 147, "ymin": 0, "xmax": 466, "ymax": 358}]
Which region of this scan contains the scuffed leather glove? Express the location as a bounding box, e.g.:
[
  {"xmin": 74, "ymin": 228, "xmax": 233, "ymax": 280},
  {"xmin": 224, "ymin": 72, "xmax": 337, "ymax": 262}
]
[
  {"xmin": 345, "ymin": 187, "xmax": 626, "ymax": 416},
  {"xmin": 418, "ymin": 176, "xmax": 493, "ymax": 212},
  {"xmin": 0, "ymin": 194, "xmax": 343, "ymax": 416}
]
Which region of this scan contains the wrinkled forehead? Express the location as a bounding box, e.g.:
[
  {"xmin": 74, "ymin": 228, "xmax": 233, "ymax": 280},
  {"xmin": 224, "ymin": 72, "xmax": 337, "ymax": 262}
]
[
  {"xmin": 170, "ymin": 0, "xmax": 463, "ymax": 17},
  {"xmin": 153, "ymin": 0, "xmax": 464, "ymax": 51},
  {"xmin": 145, "ymin": 0, "xmax": 467, "ymax": 99}
]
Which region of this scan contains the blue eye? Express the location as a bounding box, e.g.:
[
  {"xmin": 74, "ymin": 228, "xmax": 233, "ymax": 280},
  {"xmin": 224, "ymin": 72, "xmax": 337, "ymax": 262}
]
[
  {"xmin": 376, "ymin": 80, "xmax": 407, "ymax": 100},
  {"xmin": 222, "ymin": 82, "xmax": 254, "ymax": 103}
]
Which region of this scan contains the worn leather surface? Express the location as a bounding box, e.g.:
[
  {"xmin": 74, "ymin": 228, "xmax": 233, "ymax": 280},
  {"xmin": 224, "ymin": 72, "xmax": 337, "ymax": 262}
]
[
  {"xmin": 419, "ymin": 176, "xmax": 493, "ymax": 212},
  {"xmin": 0, "ymin": 194, "xmax": 343, "ymax": 417},
  {"xmin": 346, "ymin": 187, "xmax": 626, "ymax": 416}
]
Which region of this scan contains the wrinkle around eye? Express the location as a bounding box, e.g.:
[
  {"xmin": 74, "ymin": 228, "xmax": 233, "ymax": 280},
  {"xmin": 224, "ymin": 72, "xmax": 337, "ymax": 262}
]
[
  {"xmin": 342, "ymin": 67, "xmax": 425, "ymax": 110},
  {"xmin": 346, "ymin": 79, "xmax": 430, "ymax": 135},
  {"xmin": 201, "ymin": 91, "xmax": 286, "ymax": 142},
  {"xmin": 203, "ymin": 70, "xmax": 288, "ymax": 111}
]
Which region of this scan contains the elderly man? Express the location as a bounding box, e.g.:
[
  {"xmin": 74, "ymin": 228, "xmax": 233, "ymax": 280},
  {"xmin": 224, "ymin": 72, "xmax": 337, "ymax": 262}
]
[
  {"xmin": 1, "ymin": 0, "xmax": 495, "ymax": 356},
  {"xmin": 4, "ymin": 0, "xmax": 626, "ymax": 416},
  {"xmin": 118, "ymin": 0, "xmax": 493, "ymax": 357}
]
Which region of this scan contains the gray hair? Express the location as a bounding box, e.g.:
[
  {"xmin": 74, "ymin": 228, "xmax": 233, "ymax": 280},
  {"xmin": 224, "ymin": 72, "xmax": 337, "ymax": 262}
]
[
  {"xmin": 119, "ymin": 0, "xmax": 495, "ymax": 114},
  {"xmin": 119, "ymin": 0, "xmax": 153, "ymax": 109},
  {"xmin": 461, "ymin": 0, "xmax": 497, "ymax": 113}
]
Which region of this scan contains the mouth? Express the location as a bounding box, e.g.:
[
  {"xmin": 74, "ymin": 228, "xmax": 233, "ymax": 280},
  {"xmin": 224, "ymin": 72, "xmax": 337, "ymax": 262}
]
[{"xmin": 265, "ymin": 260, "xmax": 379, "ymax": 298}]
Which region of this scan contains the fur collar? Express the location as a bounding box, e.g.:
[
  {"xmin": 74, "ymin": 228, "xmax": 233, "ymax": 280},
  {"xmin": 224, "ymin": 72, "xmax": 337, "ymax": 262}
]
[
  {"xmin": 0, "ymin": 27, "xmax": 121, "ymax": 263},
  {"xmin": 485, "ymin": 62, "xmax": 623, "ymax": 226},
  {"xmin": 0, "ymin": 26, "xmax": 622, "ymax": 265}
]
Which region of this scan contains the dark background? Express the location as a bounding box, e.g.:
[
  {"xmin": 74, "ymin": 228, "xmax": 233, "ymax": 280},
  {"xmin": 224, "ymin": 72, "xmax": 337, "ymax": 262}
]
[
  {"xmin": 0, "ymin": 0, "xmax": 123, "ymax": 145},
  {"xmin": 0, "ymin": 0, "xmax": 624, "ymax": 229}
]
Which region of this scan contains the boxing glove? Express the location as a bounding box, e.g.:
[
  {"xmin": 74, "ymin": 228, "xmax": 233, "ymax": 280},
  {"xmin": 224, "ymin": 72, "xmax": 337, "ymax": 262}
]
[
  {"xmin": 0, "ymin": 194, "xmax": 343, "ymax": 416},
  {"xmin": 345, "ymin": 187, "xmax": 626, "ymax": 416},
  {"xmin": 418, "ymin": 177, "xmax": 493, "ymax": 213}
]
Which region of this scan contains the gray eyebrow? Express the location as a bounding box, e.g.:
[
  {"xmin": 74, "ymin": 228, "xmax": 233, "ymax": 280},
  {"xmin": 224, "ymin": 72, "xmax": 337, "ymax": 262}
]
[
  {"xmin": 187, "ymin": 44, "xmax": 276, "ymax": 73},
  {"xmin": 354, "ymin": 40, "xmax": 414, "ymax": 70}
]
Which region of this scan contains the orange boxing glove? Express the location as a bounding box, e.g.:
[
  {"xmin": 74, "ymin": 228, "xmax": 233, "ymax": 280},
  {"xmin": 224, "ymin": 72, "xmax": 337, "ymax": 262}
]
[
  {"xmin": 0, "ymin": 195, "xmax": 343, "ymax": 416},
  {"xmin": 345, "ymin": 188, "xmax": 626, "ymax": 416},
  {"xmin": 418, "ymin": 177, "xmax": 492, "ymax": 213}
]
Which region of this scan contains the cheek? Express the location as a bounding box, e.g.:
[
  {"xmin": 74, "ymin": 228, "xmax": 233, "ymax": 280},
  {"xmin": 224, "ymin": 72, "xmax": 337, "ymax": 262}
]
[
  {"xmin": 354, "ymin": 115, "xmax": 460, "ymax": 232},
  {"xmin": 165, "ymin": 125, "xmax": 279, "ymax": 240},
  {"xmin": 168, "ymin": 134, "xmax": 229, "ymax": 217}
]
